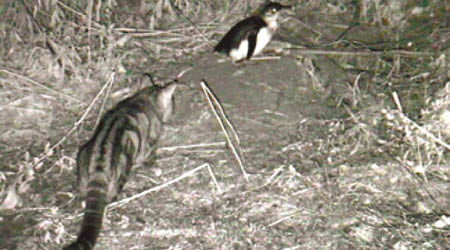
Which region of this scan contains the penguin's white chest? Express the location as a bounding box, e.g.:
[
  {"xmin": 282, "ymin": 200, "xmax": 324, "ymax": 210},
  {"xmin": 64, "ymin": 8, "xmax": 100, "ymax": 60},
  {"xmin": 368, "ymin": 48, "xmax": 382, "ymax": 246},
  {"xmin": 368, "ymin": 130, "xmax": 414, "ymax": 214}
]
[
  {"xmin": 229, "ymin": 40, "xmax": 249, "ymax": 62},
  {"xmin": 228, "ymin": 27, "xmax": 273, "ymax": 62},
  {"xmin": 253, "ymin": 27, "xmax": 272, "ymax": 56}
]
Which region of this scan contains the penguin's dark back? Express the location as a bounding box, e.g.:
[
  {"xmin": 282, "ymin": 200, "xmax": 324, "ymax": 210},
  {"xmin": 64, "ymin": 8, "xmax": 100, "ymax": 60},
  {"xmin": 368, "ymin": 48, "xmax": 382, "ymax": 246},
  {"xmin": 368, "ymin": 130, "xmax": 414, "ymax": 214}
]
[{"xmin": 214, "ymin": 16, "xmax": 267, "ymax": 53}]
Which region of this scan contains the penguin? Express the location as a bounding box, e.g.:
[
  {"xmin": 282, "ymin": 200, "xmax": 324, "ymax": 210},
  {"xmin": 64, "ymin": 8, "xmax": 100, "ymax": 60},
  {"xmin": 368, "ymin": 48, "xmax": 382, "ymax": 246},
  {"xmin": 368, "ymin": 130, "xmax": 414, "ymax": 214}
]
[{"xmin": 214, "ymin": 1, "xmax": 292, "ymax": 63}]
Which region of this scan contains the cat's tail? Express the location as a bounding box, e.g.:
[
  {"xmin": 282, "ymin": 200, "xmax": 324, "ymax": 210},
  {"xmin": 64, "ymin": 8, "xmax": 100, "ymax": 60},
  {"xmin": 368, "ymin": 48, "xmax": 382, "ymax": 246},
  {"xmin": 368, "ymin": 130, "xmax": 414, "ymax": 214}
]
[{"xmin": 63, "ymin": 173, "xmax": 108, "ymax": 250}]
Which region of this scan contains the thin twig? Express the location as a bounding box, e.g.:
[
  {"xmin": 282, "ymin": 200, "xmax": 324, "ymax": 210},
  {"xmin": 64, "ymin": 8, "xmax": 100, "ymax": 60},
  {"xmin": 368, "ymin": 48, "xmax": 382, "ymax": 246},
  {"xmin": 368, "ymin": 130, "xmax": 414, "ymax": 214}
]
[
  {"xmin": 251, "ymin": 56, "xmax": 281, "ymax": 61},
  {"xmin": 267, "ymin": 211, "xmax": 300, "ymax": 227},
  {"xmin": 108, "ymin": 163, "xmax": 221, "ymax": 209},
  {"xmin": 116, "ymin": 25, "xmax": 217, "ymax": 35},
  {"xmin": 200, "ymin": 80, "xmax": 249, "ymax": 182},
  {"xmin": 206, "ymin": 163, "xmax": 222, "ymax": 193},
  {"xmin": 32, "ymin": 72, "xmax": 116, "ymax": 168},
  {"xmin": 86, "ymin": 0, "xmax": 93, "ymax": 65},
  {"xmin": 287, "ymin": 48, "xmax": 433, "ymax": 57},
  {"xmin": 94, "ymin": 75, "xmax": 114, "ymax": 128},
  {"xmin": 159, "ymin": 142, "xmax": 227, "ymax": 152},
  {"xmin": 201, "ymin": 81, "xmax": 240, "ymax": 145}
]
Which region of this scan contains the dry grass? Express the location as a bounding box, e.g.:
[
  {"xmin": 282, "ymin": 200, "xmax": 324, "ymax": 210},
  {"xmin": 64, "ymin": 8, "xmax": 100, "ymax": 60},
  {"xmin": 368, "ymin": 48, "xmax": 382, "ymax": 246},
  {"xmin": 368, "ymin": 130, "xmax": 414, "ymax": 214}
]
[{"xmin": 0, "ymin": 0, "xmax": 449, "ymax": 249}]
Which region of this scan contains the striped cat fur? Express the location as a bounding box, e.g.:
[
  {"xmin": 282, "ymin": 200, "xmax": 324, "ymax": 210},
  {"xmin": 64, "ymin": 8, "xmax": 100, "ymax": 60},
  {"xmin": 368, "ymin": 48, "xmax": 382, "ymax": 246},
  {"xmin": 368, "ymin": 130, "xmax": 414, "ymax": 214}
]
[{"xmin": 63, "ymin": 82, "xmax": 177, "ymax": 250}]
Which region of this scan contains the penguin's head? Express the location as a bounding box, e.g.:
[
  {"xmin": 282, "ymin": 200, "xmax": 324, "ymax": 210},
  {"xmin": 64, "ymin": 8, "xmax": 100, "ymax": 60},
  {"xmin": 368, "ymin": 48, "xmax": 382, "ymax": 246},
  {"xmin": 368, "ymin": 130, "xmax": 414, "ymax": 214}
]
[{"xmin": 257, "ymin": 2, "xmax": 292, "ymax": 26}]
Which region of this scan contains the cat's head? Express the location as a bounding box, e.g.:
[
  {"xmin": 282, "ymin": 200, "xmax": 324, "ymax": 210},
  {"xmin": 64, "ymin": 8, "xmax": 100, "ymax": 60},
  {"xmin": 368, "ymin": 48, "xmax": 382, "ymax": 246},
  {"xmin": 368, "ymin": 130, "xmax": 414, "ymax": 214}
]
[{"xmin": 156, "ymin": 82, "xmax": 178, "ymax": 123}]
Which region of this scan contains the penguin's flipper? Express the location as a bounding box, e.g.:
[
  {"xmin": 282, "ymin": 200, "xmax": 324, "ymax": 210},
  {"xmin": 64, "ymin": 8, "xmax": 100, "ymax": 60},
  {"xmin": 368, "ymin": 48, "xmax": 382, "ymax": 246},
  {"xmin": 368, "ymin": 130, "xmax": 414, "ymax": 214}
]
[{"xmin": 246, "ymin": 31, "xmax": 258, "ymax": 60}]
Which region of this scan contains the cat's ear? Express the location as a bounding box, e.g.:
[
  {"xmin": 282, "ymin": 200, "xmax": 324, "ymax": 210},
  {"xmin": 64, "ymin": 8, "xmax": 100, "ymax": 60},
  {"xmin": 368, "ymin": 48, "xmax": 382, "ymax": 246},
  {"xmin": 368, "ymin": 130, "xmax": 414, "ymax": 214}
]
[{"xmin": 156, "ymin": 83, "xmax": 177, "ymax": 122}]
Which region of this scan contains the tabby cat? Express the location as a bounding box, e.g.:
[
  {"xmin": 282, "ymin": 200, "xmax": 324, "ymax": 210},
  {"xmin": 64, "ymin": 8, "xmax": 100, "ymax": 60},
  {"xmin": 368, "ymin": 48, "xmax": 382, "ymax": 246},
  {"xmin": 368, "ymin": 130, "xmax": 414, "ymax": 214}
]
[{"xmin": 63, "ymin": 82, "xmax": 178, "ymax": 250}]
